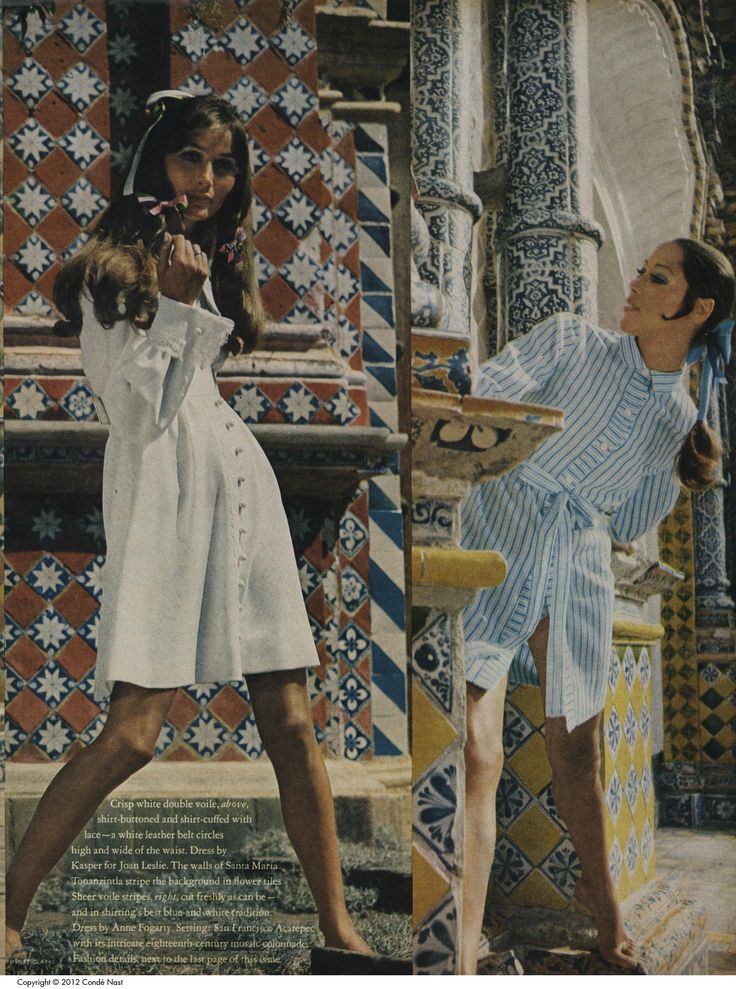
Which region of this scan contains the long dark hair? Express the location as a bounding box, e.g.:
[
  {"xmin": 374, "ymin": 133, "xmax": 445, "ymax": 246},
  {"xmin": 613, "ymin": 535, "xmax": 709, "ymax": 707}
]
[
  {"xmin": 674, "ymin": 238, "xmax": 735, "ymax": 490},
  {"xmin": 54, "ymin": 94, "xmax": 265, "ymax": 355}
]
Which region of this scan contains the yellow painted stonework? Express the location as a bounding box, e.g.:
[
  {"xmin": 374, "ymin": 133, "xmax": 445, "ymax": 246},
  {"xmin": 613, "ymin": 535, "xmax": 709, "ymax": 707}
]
[
  {"xmin": 612, "ymin": 618, "xmax": 665, "ymax": 644},
  {"xmin": 412, "ymin": 545, "xmax": 507, "ymax": 590}
]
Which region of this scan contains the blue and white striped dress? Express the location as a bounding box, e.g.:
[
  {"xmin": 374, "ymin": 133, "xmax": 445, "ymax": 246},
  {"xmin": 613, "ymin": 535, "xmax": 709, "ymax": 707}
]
[{"xmin": 461, "ymin": 312, "xmax": 696, "ymax": 729}]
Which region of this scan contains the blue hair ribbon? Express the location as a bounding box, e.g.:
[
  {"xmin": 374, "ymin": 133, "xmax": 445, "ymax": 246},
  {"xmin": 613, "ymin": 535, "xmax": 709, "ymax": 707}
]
[{"xmin": 686, "ymin": 318, "xmax": 735, "ymax": 422}]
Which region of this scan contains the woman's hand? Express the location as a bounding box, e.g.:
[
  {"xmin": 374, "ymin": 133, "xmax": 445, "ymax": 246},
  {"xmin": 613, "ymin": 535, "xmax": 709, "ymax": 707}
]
[{"xmin": 156, "ymin": 233, "xmax": 208, "ymax": 306}]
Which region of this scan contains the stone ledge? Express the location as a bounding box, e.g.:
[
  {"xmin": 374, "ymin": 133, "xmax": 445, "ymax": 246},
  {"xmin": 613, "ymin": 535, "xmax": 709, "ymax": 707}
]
[
  {"xmin": 612, "ymin": 617, "xmax": 666, "ymax": 644},
  {"xmin": 412, "ymin": 546, "xmax": 507, "ymax": 590}
]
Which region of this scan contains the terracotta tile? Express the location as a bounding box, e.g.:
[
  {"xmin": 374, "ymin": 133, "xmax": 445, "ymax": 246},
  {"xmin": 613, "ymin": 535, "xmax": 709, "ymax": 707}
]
[
  {"xmin": 6, "ymin": 636, "xmax": 47, "ymax": 680},
  {"xmin": 337, "ymin": 186, "xmax": 357, "ymax": 220},
  {"xmin": 256, "ymin": 380, "xmax": 289, "ymax": 404},
  {"xmin": 355, "ymin": 705, "xmax": 372, "ymax": 738},
  {"xmin": 3, "ymin": 89, "xmax": 29, "ymax": 136},
  {"xmin": 350, "ymin": 488, "xmax": 369, "ymax": 521},
  {"xmin": 311, "ymin": 694, "xmax": 327, "ymax": 730},
  {"xmin": 254, "ymin": 216, "xmax": 298, "ymax": 266},
  {"xmin": 3, "ymin": 29, "xmax": 27, "ymax": 73},
  {"xmin": 41, "ymin": 377, "xmax": 77, "ymax": 401},
  {"xmin": 247, "ymin": 105, "xmax": 293, "ymax": 155},
  {"xmin": 252, "ymin": 161, "xmax": 293, "ymax": 208},
  {"xmin": 35, "ymin": 33, "xmax": 80, "ymax": 80},
  {"xmin": 169, "ymin": 0, "xmax": 189, "ymax": 31},
  {"xmin": 341, "ymin": 240, "xmax": 360, "ymax": 277},
  {"xmin": 247, "ymin": 47, "xmax": 290, "ymax": 94},
  {"xmin": 335, "ymin": 130, "xmax": 356, "ymax": 167},
  {"xmin": 167, "ymin": 688, "xmax": 200, "ymax": 730},
  {"xmin": 170, "ymin": 50, "xmax": 194, "ymax": 89},
  {"xmin": 87, "ymin": 96, "xmax": 111, "ymax": 141},
  {"xmin": 208, "ymin": 685, "xmax": 250, "ymax": 730},
  {"xmin": 35, "ymin": 146, "xmax": 78, "ymax": 194},
  {"xmin": 85, "ymin": 35, "xmax": 110, "ymax": 80},
  {"xmin": 259, "ymin": 273, "xmax": 299, "ymax": 321},
  {"xmin": 6, "ymin": 551, "xmax": 45, "ymax": 576},
  {"xmin": 4, "ymin": 206, "xmax": 32, "ymax": 256},
  {"xmin": 63, "ymin": 739, "xmax": 85, "ymax": 761},
  {"xmin": 352, "ymin": 598, "xmax": 372, "ymax": 634},
  {"xmin": 163, "ymin": 744, "xmax": 198, "ymax": 762},
  {"xmin": 301, "ymin": 171, "xmax": 330, "ymax": 208},
  {"xmin": 57, "ymin": 635, "xmax": 97, "ymax": 679},
  {"xmin": 201, "ymin": 49, "xmax": 243, "ymax": 94},
  {"xmin": 343, "ymin": 294, "xmax": 361, "ymax": 327},
  {"xmin": 37, "ymin": 263, "xmax": 64, "ymax": 307},
  {"xmin": 58, "ymin": 689, "xmax": 100, "ymax": 733},
  {"xmin": 293, "ymin": 0, "xmax": 316, "ymax": 37},
  {"xmin": 245, "ymin": 0, "xmax": 282, "ymax": 37},
  {"xmin": 5, "ymin": 582, "xmax": 47, "ymax": 627},
  {"xmin": 38, "ymin": 206, "xmax": 81, "ymax": 253},
  {"xmin": 297, "ymin": 110, "xmax": 330, "ymax": 154},
  {"xmin": 55, "ymin": 581, "xmax": 98, "ymax": 627},
  {"xmin": 293, "ymin": 50, "xmax": 317, "ymax": 92},
  {"xmin": 4, "ymin": 147, "xmax": 28, "ymax": 196},
  {"xmin": 5, "ymin": 261, "xmax": 33, "ymax": 310},
  {"xmin": 12, "ymin": 742, "xmax": 51, "ymax": 763},
  {"xmin": 56, "ymin": 551, "xmax": 97, "ymax": 574},
  {"xmin": 306, "ymin": 584, "xmax": 329, "ymax": 625},
  {"xmin": 7, "ymin": 689, "xmax": 50, "ymax": 733},
  {"xmin": 214, "ymin": 744, "xmax": 248, "ymax": 762},
  {"xmin": 261, "ymin": 408, "xmax": 287, "ymax": 424},
  {"xmin": 35, "ymin": 90, "xmax": 78, "ymax": 138},
  {"xmin": 215, "ymin": 0, "xmax": 241, "ymax": 29}
]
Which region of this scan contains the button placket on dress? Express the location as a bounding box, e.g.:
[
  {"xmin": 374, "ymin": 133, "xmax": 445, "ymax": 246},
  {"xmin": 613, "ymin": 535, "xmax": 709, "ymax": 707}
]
[{"xmin": 211, "ymin": 392, "xmax": 249, "ymax": 616}]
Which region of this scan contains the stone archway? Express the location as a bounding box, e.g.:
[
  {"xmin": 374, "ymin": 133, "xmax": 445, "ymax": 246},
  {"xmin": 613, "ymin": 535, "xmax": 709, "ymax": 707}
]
[{"xmin": 588, "ymin": 0, "xmax": 706, "ymax": 330}]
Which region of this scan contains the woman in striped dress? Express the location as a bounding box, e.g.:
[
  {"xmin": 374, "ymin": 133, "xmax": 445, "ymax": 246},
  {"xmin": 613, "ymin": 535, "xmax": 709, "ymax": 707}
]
[{"xmin": 460, "ymin": 239, "xmax": 735, "ymax": 973}]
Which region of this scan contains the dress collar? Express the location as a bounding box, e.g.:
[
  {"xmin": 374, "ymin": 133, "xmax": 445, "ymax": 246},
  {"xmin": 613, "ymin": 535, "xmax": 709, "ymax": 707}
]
[{"xmin": 619, "ymin": 333, "xmax": 686, "ymax": 394}]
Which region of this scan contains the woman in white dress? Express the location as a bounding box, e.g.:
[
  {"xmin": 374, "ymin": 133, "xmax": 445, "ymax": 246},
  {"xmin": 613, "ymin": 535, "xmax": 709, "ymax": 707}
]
[{"xmin": 6, "ymin": 92, "xmax": 370, "ymax": 958}]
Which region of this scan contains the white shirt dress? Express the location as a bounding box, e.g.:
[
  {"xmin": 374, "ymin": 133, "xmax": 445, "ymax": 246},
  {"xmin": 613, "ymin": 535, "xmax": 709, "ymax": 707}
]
[
  {"xmin": 461, "ymin": 313, "xmax": 696, "ymax": 730},
  {"xmin": 80, "ymin": 288, "xmax": 318, "ymax": 701}
]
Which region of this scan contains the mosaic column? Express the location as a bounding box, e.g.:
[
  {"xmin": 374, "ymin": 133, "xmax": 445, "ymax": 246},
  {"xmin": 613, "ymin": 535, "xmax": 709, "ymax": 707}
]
[
  {"xmin": 492, "ymin": 0, "xmax": 603, "ymax": 340},
  {"xmin": 412, "ymin": 0, "xmax": 483, "ymax": 343}
]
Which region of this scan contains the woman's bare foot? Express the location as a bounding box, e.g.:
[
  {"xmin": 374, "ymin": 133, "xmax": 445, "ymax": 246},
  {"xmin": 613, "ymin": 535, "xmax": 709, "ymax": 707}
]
[
  {"xmin": 575, "ymin": 876, "xmax": 643, "ymax": 971},
  {"xmin": 321, "ymin": 921, "xmax": 374, "ymax": 954}
]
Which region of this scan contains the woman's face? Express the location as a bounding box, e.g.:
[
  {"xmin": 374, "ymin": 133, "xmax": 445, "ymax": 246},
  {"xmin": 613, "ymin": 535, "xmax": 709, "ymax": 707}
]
[
  {"xmin": 619, "ymin": 241, "xmax": 695, "ymax": 338},
  {"xmin": 164, "ymin": 125, "xmax": 239, "ymax": 232}
]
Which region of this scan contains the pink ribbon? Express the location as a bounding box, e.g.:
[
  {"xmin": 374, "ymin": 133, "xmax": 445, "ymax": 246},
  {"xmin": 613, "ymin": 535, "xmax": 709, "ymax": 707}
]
[
  {"xmin": 137, "ymin": 194, "xmax": 188, "ymax": 216},
  {"xmin": 219, "ymin": 226, "xmax": 247, "ymax": 264}
]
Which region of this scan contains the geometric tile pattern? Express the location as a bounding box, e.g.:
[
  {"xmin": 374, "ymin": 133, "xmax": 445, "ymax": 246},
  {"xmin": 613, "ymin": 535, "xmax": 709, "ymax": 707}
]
[
  {"xmin": 697, "ymin": 662, "xmax": 735, "ymax": 764},
  {"xmin": 4, "ymin": 0, "xmax": 111, "ymax": 314},
  {"xmin": 5, "ymin": 485, "xmax": 382, "ymax": 764},
  {"xmin": 659, "ymin": 493, "xmax": 700, "ymax": 763},
  {"xmin": 489, "ymin": 643, "xmax": 656, "ymax": 910}
]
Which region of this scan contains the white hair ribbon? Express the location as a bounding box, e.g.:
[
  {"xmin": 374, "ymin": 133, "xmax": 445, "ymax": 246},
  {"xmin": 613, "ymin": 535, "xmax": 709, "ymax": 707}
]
[{"xmin": 122, "ymin": 89, "xmax": 195, "ymax": 197}]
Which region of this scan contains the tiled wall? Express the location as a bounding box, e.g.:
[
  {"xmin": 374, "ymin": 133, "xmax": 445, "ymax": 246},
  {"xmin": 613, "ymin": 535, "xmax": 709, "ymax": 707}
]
[
  {"xmin": 4, "ymin": 1, "xmax": 407, "ymax": 763},
  {"xmin": 491, "ymin": 644, "xmax": 656, "ymax": 910}
]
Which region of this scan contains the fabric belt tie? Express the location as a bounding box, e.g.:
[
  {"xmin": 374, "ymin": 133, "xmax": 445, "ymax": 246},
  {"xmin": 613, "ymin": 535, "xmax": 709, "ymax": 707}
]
[{"xmin": 516, "ymin": 462, "xmax": 609, "ymax": 728}]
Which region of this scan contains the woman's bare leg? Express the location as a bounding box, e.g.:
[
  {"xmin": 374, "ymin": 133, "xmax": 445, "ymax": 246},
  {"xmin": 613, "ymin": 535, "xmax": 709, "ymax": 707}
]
[
  {"xmin": 459, "ymin": 676, "xmax": 507, "ymax": 975},
  {"xmin": 528, "ymin": 618, "xmax": 639, "ymax": 969},
  {"xmin": 5, "ymin": 682, "xmax": 176, "ymax": 955},
  {"xmin": 246, "ymin": 668, "xmax": 371, "ymax": 953}
]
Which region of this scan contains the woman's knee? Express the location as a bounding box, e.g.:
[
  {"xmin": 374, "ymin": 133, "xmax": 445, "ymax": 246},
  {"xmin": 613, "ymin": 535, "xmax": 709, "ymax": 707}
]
[
  {"xmin": 260, "ymin": 714, "xmax": 316, "ymax": 766},
  {"xmin": 94, "ymin": 726, "xmax": 159, "ymax": 774},
  {"xmin": 465, "ymin": 720, "xmax": 504, "ymax": 787},
  {"xmin": 546, "ymin": 721, "xmax": 601, "ymax": 783}
]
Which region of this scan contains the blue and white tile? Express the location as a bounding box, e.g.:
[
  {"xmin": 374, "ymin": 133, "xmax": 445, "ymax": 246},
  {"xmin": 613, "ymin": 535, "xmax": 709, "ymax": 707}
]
[
  {"xmin": 234, "ymin": 713, "xmax": 264, "ymax": 759},
  {"xmin": 275, "ymin": 138, "xmax": 318, "ymax": 183},
  {"xmin": 230, "ymin": 383, "xmax": 272, "ymax": 423},
  {"xmin": 623, "ymin": 646, "xmax": 636, "ymax": 689},
  {"xmin": 12, "ymin": 234, "xmax": 56, "ymax": 281},
  {"xmin": 271, "ymin": 77, "xmax": 314, "ymax": 127},
  {"xmin": 13, "ymin": 290, "xmax": 54, "ymax": 317},
  {"xmin": 172, "ymin": 20, "xmax": 218, "ymax": 62},
  {"xmin": 61, "ymin": 178, "xmax": 107, "ymax": 226},
  {"xmin": 270, "ymin": 19, "xmax": 315, "ymax": 65},
  {"xmin": 59, "ymin": 380, "xmax": 97, "ymax": 421},
  {"xmin": 179, "ymin": 72, "xmax": 215, "ymax": 97},
  {"xmin": 339, "ymin": 670, "xmax": 370, "ymax": 716},
  {"xmin": 221, "ymin": 18, "xmax": 267, "ymax": 64},
  {"xmin": 605, "ymin": 706, "xmax": 622, "ymax": 759},
  {"xmin": 57, "ymin": 63, "xmax": 105, "ymax": 112},
  {"xmin": 334, "ymin": 622, "xmax": 370, "ymax": 666},
  {"xmin": 540, "ymin": 837, "xmax": 580, "ymax": 897},
  {"xmin": 275, "ymin": 188, "xmax": 320, "ymax": 238},
  {"xmin": 325, "ymin": 388, "xmax": 359, "ymax": 425},
  {"xmin": 77, "ymin": 612, "xmax": 100, "ymax": 651},
  {"xmin": 28, "ymin": 661, "xmax": 75, "ymax": 709},
  {"xmin": 497, "ymin": 769, "xmax": 533, "ymax": 828},
  {"xmin": 492, "ymin": 835, "xmax": 534, "ymax": 894},
  {"xmin": 503, "ymin": 705, "xmax": 535, "ymax": 756},
  {"xmin": 625, "ymin": 828, "xmax": 640, "ymax": 877},
  {"xmin": 340, "ymin": 566, "xmax": 368, "ymax": 613},
  {"xmin": 343, "ymin": 720, "xmax": 371, "ymax": 760},
  {"xmin": 26, "ymin": 609, "xmax": 73, "ymax": 654},
  {"xmin": 30, "ymin": 507, "xmax": 64, "ymax": 542},
  {"xmin": 281, "ymin": 245, "xmax": 321, "ymax": 295},
  {"xmin": 6, "ymin": 6, "xmax": 54, "ymax": 50},
  {"xmin": 32, "ymin": 715, "xmax": 75, "ymax": 758},
  {"xmin": 623, "ymin": 703, "xmax": 638, "ymax": 751},
  {"xmin": 7, "ymin": 119, "xmax": 55, "ymax": 168},
  {"xmin": 58, "ymin": 4, "xmax": 105, "ymax": 52},
  {"xmin": 7, "ymin": 58, "xmax": 54, "ymax": 107},
  {"xmin": 605, "ymin": 769, "xmax": 623, "ymax": 820},
  {"xmin": 226, "ymin": 75, "xmax": 268, "ymax": 121},
  {"xmin": 339, "ymin": 512, "xmax": 368, "ymax": 557},
  {"xmin": 413, "ymin": 612, "xmax": 453, "ymax": 713},
  {"xmin": 27, "ymin": 555, "xmax": 73, "ymax": 601},
  {"xmin": 277, "ymin": 382, "xmax": 320, "ymax": 424},
  {"xmin": 624, "ymin": 764, "xmax": 639, "ymax": 813},
  {"xmin": 5, "ymin": 617, "xmax": 25, "ymax": 653},
  {"xmin": 59, "ymin": 121, "xmax": 108, "ymax": 170},
  {"xmin": 184, "ymin": 713, "xmax": 226, "ymax": 756},
  {"xmin": 76, "ymin": 556, "xmax": 105, "ymax": 600},
  {"xmin": 413, "ymin": 749, "xmax": 458, "ymax": 872},
  {"xmin": 609, "ymin": 837, "xmax": 624, "ymax": 885},
  {"xmin": 414, "ymin": 894, "xmax": 457, "ymax": 975}
]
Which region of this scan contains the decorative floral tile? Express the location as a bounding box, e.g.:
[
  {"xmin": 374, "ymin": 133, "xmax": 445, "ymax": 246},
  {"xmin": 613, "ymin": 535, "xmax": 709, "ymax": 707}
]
[{"xmin": 413, "ymin": 753, "xmax": 458, "ymax": 873}]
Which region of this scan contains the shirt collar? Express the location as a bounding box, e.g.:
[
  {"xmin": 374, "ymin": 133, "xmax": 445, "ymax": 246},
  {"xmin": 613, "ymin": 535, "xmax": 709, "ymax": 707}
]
[{"xmin": 620, "ymin": 333, "xmax": 686, "ymax": 394}]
